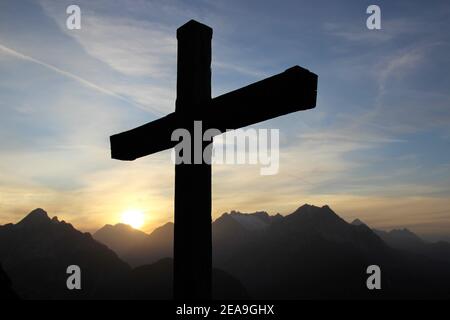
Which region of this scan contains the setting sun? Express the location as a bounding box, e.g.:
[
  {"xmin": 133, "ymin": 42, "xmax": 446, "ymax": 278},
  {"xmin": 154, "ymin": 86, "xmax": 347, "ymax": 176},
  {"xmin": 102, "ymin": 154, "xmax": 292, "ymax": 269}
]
[{"xmin": 121, "ymin": 209, "xmax": 145, "ymax": 229}]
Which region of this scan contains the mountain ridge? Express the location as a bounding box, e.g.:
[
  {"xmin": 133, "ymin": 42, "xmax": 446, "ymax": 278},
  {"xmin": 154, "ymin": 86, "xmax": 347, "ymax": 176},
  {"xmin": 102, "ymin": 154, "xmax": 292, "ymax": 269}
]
[
  {"xmin": 4, "ymin": 205, "xmax": 450, "ymax": 299},
  {"xmin": 0, "ymin": 209, "xmax": 247, "ymax": 300},
  {"xmin": 92, "ymin": 203, "xmax": 450, "ymax": 299}
]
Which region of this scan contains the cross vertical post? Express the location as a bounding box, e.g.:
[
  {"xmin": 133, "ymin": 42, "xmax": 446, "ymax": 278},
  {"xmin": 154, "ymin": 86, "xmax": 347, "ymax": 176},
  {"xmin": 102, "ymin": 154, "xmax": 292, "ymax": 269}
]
[
  {"xmin": 109, "ymin": 19, "xmax": 318, "ymax": 302},
  {"xmin": 174, "ymin": 21, "xmax": 213, "ymax": 300}
]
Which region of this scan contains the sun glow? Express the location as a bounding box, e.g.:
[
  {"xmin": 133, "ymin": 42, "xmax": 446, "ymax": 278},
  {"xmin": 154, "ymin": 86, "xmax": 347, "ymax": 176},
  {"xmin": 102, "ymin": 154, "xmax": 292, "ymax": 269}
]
[{"xmin": 121, "ymin": 209, "xmax": 145, "ymax": 229}]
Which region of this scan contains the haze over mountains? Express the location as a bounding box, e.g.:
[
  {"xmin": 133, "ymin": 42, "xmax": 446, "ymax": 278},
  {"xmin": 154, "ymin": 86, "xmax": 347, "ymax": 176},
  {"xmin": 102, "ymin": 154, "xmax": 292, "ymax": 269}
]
[
  {"xmin": 94, "ymin": 222, "xmax": 173, "ymax": 268},
  {"xmin": 1, "ymin": 204, "xmax": 450, "ymax": 299},
  {"xmin": 354, "ymin": 219, "xmax": 450, "ymax": 264}
]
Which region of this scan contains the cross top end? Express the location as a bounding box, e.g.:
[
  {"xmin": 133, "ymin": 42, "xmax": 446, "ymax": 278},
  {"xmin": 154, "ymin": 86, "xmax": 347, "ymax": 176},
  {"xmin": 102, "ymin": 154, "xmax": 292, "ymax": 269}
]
[
  {"xmin": 177, "ymin": 19, "xmax": 213, "ymax": 39},
  {"xmin": 110, "ymin": 20, "xmax": 317, "ymax": 162}
]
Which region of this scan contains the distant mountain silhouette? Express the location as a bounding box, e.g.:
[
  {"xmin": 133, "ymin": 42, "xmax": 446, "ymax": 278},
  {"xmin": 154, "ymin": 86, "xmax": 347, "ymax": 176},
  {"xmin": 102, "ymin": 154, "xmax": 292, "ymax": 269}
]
[
  {"xmin": 3, "ymin": 206, "xmax": 450, "ymax": 299},
  {"xmin": 95, "ymin": 204, "xmax": 450, "ymax": 299},
  {"xmin": 351, "ymin": 218, "xmax": 367, "ymax": 226},
  {"xmin": 94, "ymin": 223, "xmax": 149, "ymax": 257},
  {"xmin": 373, "ymin": 227, "xmax": 426, "ymax": 251},
  {"xmin": 0, "ymin": 209, "xmax": 130, "ymax": 299},
  {"xmin": 351, "ymin": 220, "xmax": 450, "ymax": 264},
  {"xmin": 213, "ymin": 205, "xmax": 391, "ymax": 299},
  {"xmin": 218, "ymin": 205, "xmax": 450, "ymax": 299},
  {"xmin": 94, "ymin": 222, "xmax": 174, "ymax": 267},
  {"xmin": 0, "ymin": 209, "xmax": 247, "ymax": 300}
]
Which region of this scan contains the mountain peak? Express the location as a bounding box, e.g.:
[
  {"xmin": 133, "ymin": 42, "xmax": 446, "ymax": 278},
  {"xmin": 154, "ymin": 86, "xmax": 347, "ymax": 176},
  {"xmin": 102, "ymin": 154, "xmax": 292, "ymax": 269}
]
[
  {"xmin": 215, "ymin": 210, "xmax": 273, "ymax": 231},
  {"xmin": 95, "ymin": 223, "xmax": 149, "ymax": 237},
  {"xmin": 351, "ymin": 218, "xmax": 367, "ymax": 227},
  {"xmin": 286, "ymin": 204, "xmax": 348, "ymax": 229},
  {"xmin": 29, "ymin": 208, "xmax": 48, "ymax": 216},
  {"xmin": 148, "ymin": 222, "xmax": 174, "ymax": 240},
  {"xmin": 113, "ymin": 223, "xmax": 135, "ymax": 231},
  {"xmin": 96, "ymin": 223, "xmax": 145, "ymax": 235},
  {"xmin": 17, "ymin": 208, "xmax": 50, "ymax": 226},
  {"xmin": 94, "ymin": 222, "xmax": 151, "ymax": 257},
  {"xmin": 297, "ymin": 203, "xmax": 314, "ymax": 210},
  {"xmin": 292, "ymin": 204, "xmax": 336, "ymax": 217},
  {"xmin": 389, "ymin": 228, "xmax": 424, "ymax": 241}
]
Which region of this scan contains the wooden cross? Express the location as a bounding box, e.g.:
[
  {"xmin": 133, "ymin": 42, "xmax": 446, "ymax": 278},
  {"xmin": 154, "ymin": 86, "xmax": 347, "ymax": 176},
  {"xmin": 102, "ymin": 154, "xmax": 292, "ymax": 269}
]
[{"xmin": 110, "ymin": 20, "xmax": 317, "ymax": 300}]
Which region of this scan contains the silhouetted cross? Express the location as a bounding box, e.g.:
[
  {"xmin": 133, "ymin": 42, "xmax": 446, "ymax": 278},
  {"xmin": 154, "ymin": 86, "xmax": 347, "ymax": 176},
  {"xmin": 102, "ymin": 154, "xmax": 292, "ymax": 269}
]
[{"xmin": 110, "ymin": 20, "xmax": 317, "ymax": 300}]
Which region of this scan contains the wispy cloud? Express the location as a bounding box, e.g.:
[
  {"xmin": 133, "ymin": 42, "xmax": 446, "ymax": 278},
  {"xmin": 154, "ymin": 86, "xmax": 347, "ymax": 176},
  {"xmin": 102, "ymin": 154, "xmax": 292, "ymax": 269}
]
[
  {"xmin": 0, "ymin": 43, "xmax": 151, "ymax": 112},
  {"xmin": 60, "ymin": 15, "xmax": 177, "ymax": 78}
]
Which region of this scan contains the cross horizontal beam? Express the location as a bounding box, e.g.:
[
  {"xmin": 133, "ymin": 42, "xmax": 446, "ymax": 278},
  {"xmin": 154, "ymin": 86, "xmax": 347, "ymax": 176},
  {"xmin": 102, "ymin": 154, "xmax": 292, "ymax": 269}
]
[{"xmin": 110, "ymin": 65, "xmax": 317, "ymax": 161}]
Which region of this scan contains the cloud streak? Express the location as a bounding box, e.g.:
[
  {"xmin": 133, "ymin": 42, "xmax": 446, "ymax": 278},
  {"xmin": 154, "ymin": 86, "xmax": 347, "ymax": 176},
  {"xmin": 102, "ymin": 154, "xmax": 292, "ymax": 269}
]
[{"xmin": 0, "ymin": 43, "xmax": 153, "ymax": 112}]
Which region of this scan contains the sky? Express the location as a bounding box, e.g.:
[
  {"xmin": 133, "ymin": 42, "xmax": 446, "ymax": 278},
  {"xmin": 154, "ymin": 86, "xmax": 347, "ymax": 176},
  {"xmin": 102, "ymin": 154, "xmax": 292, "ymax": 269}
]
[{"xmin": 0, "ymin": 0, "xmax": 449, "ymax": 240}]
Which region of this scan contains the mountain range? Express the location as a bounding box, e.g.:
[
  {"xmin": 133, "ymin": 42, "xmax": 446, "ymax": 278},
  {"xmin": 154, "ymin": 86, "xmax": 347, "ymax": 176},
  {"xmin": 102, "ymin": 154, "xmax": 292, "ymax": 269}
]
[
  {"xmin": 0, "ymin": 208, "xmax": 247, "ymax": 299},
  {"xmin": 1, "ymin": 204, "xmax": 450, "ymax": 299},
  {"xmin": 94, "ymin": 222, "xmax": 173, "ymax": 268},
  {"xmin": 95, "ymin": 204, "xmax": 450, "ymax": 299}
]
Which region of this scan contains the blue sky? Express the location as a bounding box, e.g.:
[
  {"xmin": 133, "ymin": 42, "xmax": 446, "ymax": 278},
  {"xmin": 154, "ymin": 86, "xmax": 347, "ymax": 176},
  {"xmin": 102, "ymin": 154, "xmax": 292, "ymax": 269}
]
[{"xmin": 0, "ymin": 0, "xmax": 449, "ymax": 239}]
